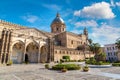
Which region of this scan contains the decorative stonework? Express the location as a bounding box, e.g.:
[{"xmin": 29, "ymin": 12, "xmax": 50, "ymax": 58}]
[{"xmin": 0, "ymin": 20, "xmax": 26, "ymax": 29}]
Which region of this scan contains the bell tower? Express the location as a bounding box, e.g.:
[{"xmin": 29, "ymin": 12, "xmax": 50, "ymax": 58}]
[
  {"xmin": 51, "ymin": 13, "xmax": 66, "ymax": 34},
  {"xmin": 84, "ymin": 27, "xmax": 88, "ymax": 36}
]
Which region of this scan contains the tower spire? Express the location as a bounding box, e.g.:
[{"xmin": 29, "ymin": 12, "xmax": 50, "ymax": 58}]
[
  {"xmin": 56, "ymin": 12, "xmax": 60, "ymax": 17},
  {"xmin": 84, "ymin": 27, "xmax": 88, "ymax": 36}
]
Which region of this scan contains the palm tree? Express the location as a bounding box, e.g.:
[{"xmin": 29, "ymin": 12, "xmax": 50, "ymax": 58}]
[
  {"xmin": 89, "ymin": 43, "xmax": 101, "ymax": 54},
  {"xmin": 88, "ymin": 39, "xmax": 92, "ymax": 57},
  {"xmin": 88, "ymin": 39, "xmax": 92, "ymax": 45},
  {"xmin": 89, "ymin": 43, "xmax": 102, "ymax": 61},
  {"xmin": 115, "ymin": 40, "xmax": 120, "ymax": 49},
  {"xmin": 115, "ymin": 40, "xmax": 120, "ymax": 61},
  {"xmin": 97, "ymin": 53, "xmax": 106, "ymax": 61}
]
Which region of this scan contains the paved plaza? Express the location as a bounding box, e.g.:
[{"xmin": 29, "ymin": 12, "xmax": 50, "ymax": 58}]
[{"xmin": 0, "ymin": 63, "xmax": 120, "ymax": 80}]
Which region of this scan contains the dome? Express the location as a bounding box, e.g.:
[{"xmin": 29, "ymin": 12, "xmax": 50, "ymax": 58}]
[{"xmin": 51, "ymin": 13, "xmax": 64, "ymax": 24}]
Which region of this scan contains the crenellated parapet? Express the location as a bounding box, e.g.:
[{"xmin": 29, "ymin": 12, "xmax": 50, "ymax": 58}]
[{"xmin": 0, "ymin": 19, "xmax": 27, "ymax": 30}]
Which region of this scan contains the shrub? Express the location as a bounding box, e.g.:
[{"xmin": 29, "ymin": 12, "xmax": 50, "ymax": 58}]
[
  {"xmin": 83, "ymin": 65, "xmax": 89, "ymax": 72},
  {"xmin": 85, "ymin": 58, "xmax": 110, "ymax": 65},
  {"xmin": 6, "ymin": 60, "xmax": 13, "ymax": 66},
  {"xmin": 52, "ymin": 64, "xmax": 81, "ymax": 70},
  {"xmin": 60, "ymin": 59, "xmax": 78, "ymax": 62},
  {"xmin": 62, "ymin": 56, "xmax": 70, "ymax": 60},
  {"xmin": 62, "ymin": 56, "xmax": 70, "ymax": 62},
  {"xmin": 69, "ymin": 60, "xmax": 77, "ymax": 62},
  {"xmin": 45, "ymin": 64, "xmax": 49, "ymax": 69},
  {"xmin": 78, "ymin": 59, "xmax": 84, "ymax": 62},
  {"xmin": 114, "ymin": 61, "xmax": 120, "ymax": 63},
  {"xmin": 112, "ymin": 63, "xmax": 120, "ymax": 66},
  {"xmin": 60, "ymin": 59, "xmax": 64, "ymax": 63}
]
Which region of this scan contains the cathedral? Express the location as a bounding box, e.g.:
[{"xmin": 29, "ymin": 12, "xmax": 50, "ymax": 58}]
[{"xmin": 0, "ymin": 13, "xmax": 93, "ymax": 64}]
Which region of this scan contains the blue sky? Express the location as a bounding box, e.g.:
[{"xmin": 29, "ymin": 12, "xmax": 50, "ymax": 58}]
[{"xmin": 0, "ymin": 0, "xmax": 120, "ymax": 46}]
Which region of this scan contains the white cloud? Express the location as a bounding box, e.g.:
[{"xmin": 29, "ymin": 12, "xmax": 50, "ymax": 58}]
[
  {"xmin": 22, "ymin": 15, "xmax": 39, "ymax": 23},
  {"xmin": 74, "ymin": 11, "xmax": 80, "ymax": 16},
  {"xmin": 74, "ymin": 2, "xmax": 115, "ymax": 19},
  {"xmin": 71, "ymin": 29, "xmax": 83, "ymax": 34},
  {"xmin": 90, "ymin": 24, "xmax": 120, "ymax": 45},
  {"xmin": 116, "ymin": 2, "xmax": 120, "ymax": 6},
  {"xmin": 75, "ymin": 20, "xmax": 98, "ymax": 28},
  {"xmin": 42, "ymin": 4, "xmax": 61, "ymax": 10},
  {"xmin": 110, "ymin": 0, "xmax": 115, "ymax": 7}
]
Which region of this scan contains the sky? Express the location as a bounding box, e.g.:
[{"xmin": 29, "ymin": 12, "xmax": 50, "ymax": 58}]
[{"xmin": 0, "ymin": 0, "xmax": 120, "ymax": 46}]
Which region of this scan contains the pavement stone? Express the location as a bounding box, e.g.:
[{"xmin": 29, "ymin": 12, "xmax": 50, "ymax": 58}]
[{"xmin": 0, "ymin": 64, "xmax": 120, "ymax": 80}]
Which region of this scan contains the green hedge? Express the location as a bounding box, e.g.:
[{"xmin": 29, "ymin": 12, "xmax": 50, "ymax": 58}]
[
  {"xmin": 52, "ymin": 64, "xmax": 81, "ymax": 70},
  {"xmin": 62, "ymin": 56, "xmax": 70, "ymax": 60},
  {"xmin": 85, "ymin": 58, "xmax": 110, "ymax": 65},
  {"xmin": 60, "ymin": 59, "xmax": 84, "ymax": 62},
  {"xmin": 112, "ymin": 63, "xmax": 120, "ymax": 66}
]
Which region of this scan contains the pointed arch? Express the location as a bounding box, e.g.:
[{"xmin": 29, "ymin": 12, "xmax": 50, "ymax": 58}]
[
  {"xmin": 26, "ymin": 41, "xmax": 39, "ymax": 63},
  {"xmin": 40, "ymin": 45, "xmax": 48, "ymax": 63},
  {"xmin": 11, "ymin": 40, "xmax": 25, "ymax": 63}
]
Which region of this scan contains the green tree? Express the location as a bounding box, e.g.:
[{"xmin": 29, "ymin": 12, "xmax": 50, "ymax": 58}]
[
  {"xmin": 89, "ymin": 43, "xmax": 101, "ymax": 54},
  {"xmin": 115, "ymin": 40, "xmax": 120, "ymax": 49},
  {"xmin": 115, "ymin": 40, "xmax": 120, "ymax": 61},
  {"xmin": 95, "ymin": 53, "xmax": 106, "ymax": 61},
  {"xmin": 88, "ymin": 39, "xmax": 92, "ymax": 45},
  {"xmin": 88, "ymin": 39, "xmax": 93, "ymax": 57}
]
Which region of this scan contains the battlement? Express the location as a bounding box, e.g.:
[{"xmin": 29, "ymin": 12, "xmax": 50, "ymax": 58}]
[{"xmin": 0, "ymin": 19, "xmax": 27, "ymax": 29}]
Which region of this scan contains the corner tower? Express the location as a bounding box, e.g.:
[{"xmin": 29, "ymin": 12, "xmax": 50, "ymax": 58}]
[{"xmin": 51, "ymin": 13, "xmax": 66, "ymax": 34}]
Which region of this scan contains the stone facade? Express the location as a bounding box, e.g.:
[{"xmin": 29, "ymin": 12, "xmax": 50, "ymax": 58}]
[
  {"xmin": 0, "ymin": 13, "xmax": 94, "ymax": 64},
  {"xmin": 0, "ymin": 24, "xmax": 53, "ymax": 64},
  {"xmin": 54, "ymin": 46, "xmax": 93, "ymax": 62}
]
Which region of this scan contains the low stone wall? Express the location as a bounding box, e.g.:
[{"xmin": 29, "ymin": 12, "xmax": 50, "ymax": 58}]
[
  {"xmin": 88, "ymin": 64, "xmax": 112, "ymax": 68},
  {"xmin": 54, "ymin": 46, "xmax": 94, "ymax": 61}
]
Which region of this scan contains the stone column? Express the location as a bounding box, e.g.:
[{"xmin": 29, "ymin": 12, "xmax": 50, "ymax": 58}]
[
  {"xmin": 38, "ymin": 41, "xmax": 40, "ymax": 63},
  {"xmin": 0, "ymin": 30, "xmax": 6, "ymax": 64},
  {"xmin": 47, "ymin": 38, "xmax": 51, "ymax": 63},
  {"xmin": 4, "ymin": 31, "xmax": 10, "ymax": 63},
  {"xmin": 7, "ymin": 31, "xmax": 12, "ymax": 63},
  {"xmin": 51, "ymin": 38, "xmax": 54, "ymax": 62},
  {"xmin": 23, "ymin": 39, "xmax": 26, "ymax": 62},
  {"xmin": 48, "ymin": 38, "xmax": 54, "ymax": 62}
]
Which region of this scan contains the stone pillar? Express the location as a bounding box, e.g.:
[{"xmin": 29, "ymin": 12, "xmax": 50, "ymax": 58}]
[
  {"xmin": 7, "ymin": 30, "xmax": 12, "ymax": 63},
  {"xmin": 51, "ymin": 40, "xmax": 54, "ymax": 61},
  {"xmin": 23, "ymin": 39, "xmax": 26, "ymax": 62},
  {"xmin": 0, "ymin": 30, "xmax": 6, "ymax": 64},
  {"xmin": 47, "ymin": 38, "xmax": 51, "ymax": 63},
  {"xmin": 4, "ymin": 31, "xmax": 10, "ymax": 63},
  {"xmin": 38, "ymin": 41, "xmax": 40, "ymax": 63},
  {"xmin": 47, "ymin": 38, "xmax": 54, "ymax": 62}
]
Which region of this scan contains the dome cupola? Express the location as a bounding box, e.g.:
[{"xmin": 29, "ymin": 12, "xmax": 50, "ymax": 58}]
[
  {"xmin": 51, "ymin": 12, "xmax": 64, "ymax": 24},
  {"xmin": 51, "ymin": 13, "xmax": 66, "ymax": 34}
]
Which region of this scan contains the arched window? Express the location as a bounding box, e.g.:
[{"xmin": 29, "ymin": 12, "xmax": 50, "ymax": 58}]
[
  {"xmin": 63, "ymin": 28, "xmax": 64, "ymax": 31},
  {"xmin": 71, "ymin": 40, "xmax": 73, "ymax": 44},
  {"xmin": 56, "ymin": 27, "xmax": 59, "ymax": 31}
]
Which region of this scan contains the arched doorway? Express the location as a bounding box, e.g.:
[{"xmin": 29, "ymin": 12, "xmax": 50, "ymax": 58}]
[
  {"xmin": 40, "ymin": 46, "xmax": 47, "ymax": 63},
  {"xmin": 12, "ymin": 41, "xmax": 24, "ymax": 63},
  {"xmin": 26, "ymin": 42, "xmax": 39, "ymax": 63}
]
